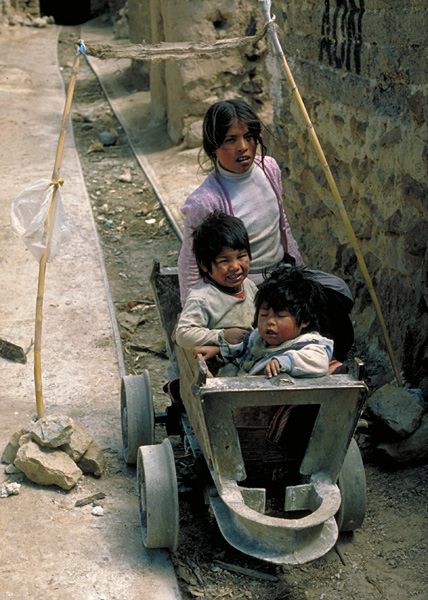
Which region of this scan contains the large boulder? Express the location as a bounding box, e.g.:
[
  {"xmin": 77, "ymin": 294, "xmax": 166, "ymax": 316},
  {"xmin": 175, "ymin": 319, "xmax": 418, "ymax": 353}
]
[
  {"xmin": 14, "ymin": 439, "xmax": 82, "ymax": 491},
  {"xmin": 367, "ymin": 384, "xmax": 424, "ymax": 438}
]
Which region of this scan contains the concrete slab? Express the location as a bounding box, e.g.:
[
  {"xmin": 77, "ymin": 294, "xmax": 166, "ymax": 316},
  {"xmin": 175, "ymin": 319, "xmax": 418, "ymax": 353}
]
[{"xmin": 0, "ymin": 24, "xmax": 181, "ymax": 600}]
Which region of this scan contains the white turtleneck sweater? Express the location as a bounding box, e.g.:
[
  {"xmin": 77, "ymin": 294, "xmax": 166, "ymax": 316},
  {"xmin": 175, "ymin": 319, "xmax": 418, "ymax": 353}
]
[{"xmin": 217, "ymin": 163, "xmax": 284, "ymax": 274}]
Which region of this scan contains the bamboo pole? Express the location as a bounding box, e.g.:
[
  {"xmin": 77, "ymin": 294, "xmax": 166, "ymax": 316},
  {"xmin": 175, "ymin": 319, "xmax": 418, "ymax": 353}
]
[
  {"xmin": 259, "ymin": 0, "xmax": 402, "ymax": 386},
  {"xmin": 34, "ymin": 42, "xmax": 86, "ymax": 418}
]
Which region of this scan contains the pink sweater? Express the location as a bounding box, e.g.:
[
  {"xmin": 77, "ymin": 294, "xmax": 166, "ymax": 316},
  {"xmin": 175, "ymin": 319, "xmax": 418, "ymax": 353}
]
[{"xmin": 177, "ymin": 156, "xmax": 303, "ymax": 304}]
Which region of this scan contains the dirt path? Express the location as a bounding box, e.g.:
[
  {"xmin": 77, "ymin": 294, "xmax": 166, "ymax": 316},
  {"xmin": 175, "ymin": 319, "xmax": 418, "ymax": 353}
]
[{"xmin": 58, "ymin": 23, "xmax": 428, "ymax": 600}]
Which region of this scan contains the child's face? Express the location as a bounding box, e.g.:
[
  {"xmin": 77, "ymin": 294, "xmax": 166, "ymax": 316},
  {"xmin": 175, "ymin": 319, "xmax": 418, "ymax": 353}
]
[
  {"xmin": 257, "ymin": 303, "xmax": 308, "ymax": 346},
  {"xmin": 203, "ymin": 247, "xmax": 250, "ymax": 289},
  {"xmin": 215, "ymin": 120, "xmax": 257, "ymax": 174}
]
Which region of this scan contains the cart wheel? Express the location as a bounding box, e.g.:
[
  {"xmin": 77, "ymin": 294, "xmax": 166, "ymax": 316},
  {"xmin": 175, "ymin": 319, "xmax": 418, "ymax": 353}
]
[
  {"xmin": 336, "ymin": 437, "xmax": 367, "ymax": 532},
  {"xmin": 137, "ymin": 438, "xmax": 179, "ymax": 551},
  {"xmin": 121, "ymin": 371, "xmax": 155, "ymax": 465}
]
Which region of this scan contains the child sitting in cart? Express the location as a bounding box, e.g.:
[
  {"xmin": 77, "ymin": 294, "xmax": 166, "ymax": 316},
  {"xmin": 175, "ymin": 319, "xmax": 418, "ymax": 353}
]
[
  {"xmin": 175, "ymin": 210, "xmax": 258, "ymax": 365},
  {"xmin": 194, "ymin": 264, "xmax": 334, "ymax": 378}
]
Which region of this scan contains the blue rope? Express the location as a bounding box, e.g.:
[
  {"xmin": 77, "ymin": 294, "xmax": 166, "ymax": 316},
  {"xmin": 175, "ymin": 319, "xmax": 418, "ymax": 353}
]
[{"xmin": 76, "ymin": 39, "xmax": 88, "ymax": 59}]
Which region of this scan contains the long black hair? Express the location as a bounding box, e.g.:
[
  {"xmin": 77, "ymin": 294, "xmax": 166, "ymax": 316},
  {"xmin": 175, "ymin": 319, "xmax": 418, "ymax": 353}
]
[{"xmin": 200, "ymin": 99, "xmax": 267, "ymax": 171}]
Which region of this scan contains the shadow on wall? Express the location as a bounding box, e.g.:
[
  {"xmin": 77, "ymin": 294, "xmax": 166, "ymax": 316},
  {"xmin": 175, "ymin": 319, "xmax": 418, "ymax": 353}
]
[
  {"xmin": 39, "ymin": 0, "xmax": 121, "ymax": 25},
  {"xmin": 40, "ymin": 0, "xmax": 91, "ymax": 25}
]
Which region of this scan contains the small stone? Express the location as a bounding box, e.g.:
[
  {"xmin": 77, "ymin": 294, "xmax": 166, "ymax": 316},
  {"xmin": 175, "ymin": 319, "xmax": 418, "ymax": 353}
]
[
  {"xmin": 117, "ymin": 169, "xmax": 132, "ymax": 183},
  {"xmin": 87, "ymin": 142, "xmax": 105, "ymax": 154},
  {"xmin": 99, "ymin": 130, "xmax": 118, "ymax": 146},
  {"xmin": 78, "ymin": 441, "xmax": 105, "ymax": 478},
  {"xmin": 0, "ymin": 482, "xmax": 21, "ymax": 497},
  {"xmin": 1, "ymin": 427, "xmax": 31, "ymax": 464},
  {"xmin": 379, "ymin": 126, "xmax": 402, "ymax": 147},
  {"xmin": 31, "ymin": 17, "xmax": 48, "ymax": 28},
  {"xmin": 4, "ymin": 464, "xmax": 20, "ymax": 474},
  {"xmin": 60, "ymin": 423, "xmax": 93, "ymax": 462},
  {"xmin": 92, "ymin": 505, "xmax": 104, "ymax": 517},
  {"xmin": 184, "ymin": 119, "xmax": 203, "ymax": 149}
]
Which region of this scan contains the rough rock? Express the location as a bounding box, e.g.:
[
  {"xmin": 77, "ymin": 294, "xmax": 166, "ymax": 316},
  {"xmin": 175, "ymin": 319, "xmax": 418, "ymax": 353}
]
[
  {"xmin": 4, "ymin": 464, "xmax": 21, "ymax": 475},
  {"xmin": 117, "ymin": 169, "xmax": 132, "ymax": 182},
  {"xmin": 30, "ymin": 415, "xmax": 74, "ymax": 448},
  {"xmin": 0, "ymin": 482, "xmax": 21, "ymax": 497},
  {"xmin": 183, "ymin": 119, "xmax": 203, "ymax": 149},
  {"xmin": 60, "ymin": 422, "xmax": 93, "ymax": 462},
  {"xmin": 3, "ymin": 416, "xmax": 105, "ymax": 488},
  {"xmin": 377, "ymin": 414, "xmax": 428, "ymax": 464},
  {"xmin": 91, "ymin": 505, "xmax": 104, "ymax": 517},
  {"xmin": 77, "ymin": 441, "xmax": 105, "ymax": 478},
  {"xmin": 367, "ymin": 383, "xmax": 424, "ymax": 438},
  {"xmin": 30, "ymin": 17, "xmax": 48, "ymax": 28},
  {"xmin": 1, "ymin": 426, "xmax": 30, "ymax": 464},
  {"xmin": 98, "ymin": 130, "xmax": 118, "ymax": 146},
  {"xmin": 117, "ymin": 310, "xmax": 142, "ymax": 332},
  {"xmin": 14, "ymin": 440, "xmax": 82, "ymax": 490}
]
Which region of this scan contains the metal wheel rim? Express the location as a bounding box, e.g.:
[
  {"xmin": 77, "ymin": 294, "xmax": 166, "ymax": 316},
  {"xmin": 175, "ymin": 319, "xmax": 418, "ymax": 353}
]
[
  {"xmin": 137, "ymin": 438, "xmax": 179, "ymax": 551},
  {"xmin": 336, "ymin": 437, "xmax": 367, "ymax": 531},
  {"xmin": 120, "ymin": 370, "xmax": 155, "ymax": 464}
]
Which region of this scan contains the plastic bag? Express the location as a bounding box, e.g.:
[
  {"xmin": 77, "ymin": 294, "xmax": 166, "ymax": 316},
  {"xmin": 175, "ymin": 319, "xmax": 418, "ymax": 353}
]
[{"xmin": 10, "ymin": 179, "xmax": 70, "ymax": 261}]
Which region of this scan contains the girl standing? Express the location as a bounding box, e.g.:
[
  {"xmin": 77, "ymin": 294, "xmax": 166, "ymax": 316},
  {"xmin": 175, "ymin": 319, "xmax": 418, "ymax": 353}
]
[{"xmin": 178, "ymin": 99, "xmax": 303, "ymax": 304}]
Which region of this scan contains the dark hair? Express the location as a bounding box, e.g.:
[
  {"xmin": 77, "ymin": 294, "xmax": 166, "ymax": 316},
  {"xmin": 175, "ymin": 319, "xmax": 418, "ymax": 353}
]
[
  {"xmin": 201, "ymin": 99, "xmax": 267, "ymax": 170},
  {"xmin": 192, "ymin": 210, "xmax": 251, "ymax": 276},
  {"xmin": 254, "ymin": 265, "xmax": 328, "ymax": 332}
]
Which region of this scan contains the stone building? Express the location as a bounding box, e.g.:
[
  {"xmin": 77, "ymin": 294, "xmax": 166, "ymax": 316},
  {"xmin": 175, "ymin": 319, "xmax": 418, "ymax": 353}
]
[{"xmin": 127, "ymin": 0, "xmax": 427, "ymax": 388}]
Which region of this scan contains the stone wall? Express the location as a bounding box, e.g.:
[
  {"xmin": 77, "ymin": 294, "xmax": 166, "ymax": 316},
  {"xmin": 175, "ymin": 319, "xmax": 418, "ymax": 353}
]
[
  {"xmin": 128, "ymin": 0, "xmax": 272, "ymax": 145},
  {"xmin": 11, "ymin": 0, "xmax": 39, "ymax": 16},
  {"xmin": 269, "ymin": 1, "xmax": 427, "ymax": 386},
  {"xmin": 0, "ymin": 0, "xmax": 39, "ymax": 19}
]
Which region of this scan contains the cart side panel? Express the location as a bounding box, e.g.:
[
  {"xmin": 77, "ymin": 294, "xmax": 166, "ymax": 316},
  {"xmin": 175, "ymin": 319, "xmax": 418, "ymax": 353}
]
[
  {"xmin": 150, "ymin": 261, "xmax": 181, "ymax": 356},
  {"xmin": 201, "ymin": 392, "xmax": 247, "ymax": 483},
  {"xmin": 176, "ymin": 345, "xmax": 215, "ymax": 469},
  {"xmin": 300, "ymin": 388, "xmax": 366, "ymax": 482}
]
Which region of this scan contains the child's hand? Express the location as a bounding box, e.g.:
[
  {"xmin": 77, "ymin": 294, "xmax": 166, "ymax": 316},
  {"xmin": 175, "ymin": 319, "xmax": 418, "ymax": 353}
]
[
  {"xmin": 193, "ymin": 346, "xmax": 220, "ymax": 360},
  {"xmin": 265, "ymin": 358, "xmax": 281, "ymax": 378},
  {"xmin": 223, "ymin": 327, "xmax": 249, "ymax": 345}
]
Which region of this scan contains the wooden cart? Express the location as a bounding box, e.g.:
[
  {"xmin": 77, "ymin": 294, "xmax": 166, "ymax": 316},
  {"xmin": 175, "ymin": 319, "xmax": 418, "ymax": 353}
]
[{"xmin": 120, "ymin": 261, "xmax": 368, "ymax": 564}]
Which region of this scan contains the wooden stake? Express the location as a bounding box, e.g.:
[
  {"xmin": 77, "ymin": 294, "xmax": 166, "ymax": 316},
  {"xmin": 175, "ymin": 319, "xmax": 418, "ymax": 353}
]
[
  {"xmin": 260, "ymin": 0, "xmax": 402, "ymax": 386},
  {"xmin": 34, "ymin": 43, "xmax": 85, "ymax": 418}
]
